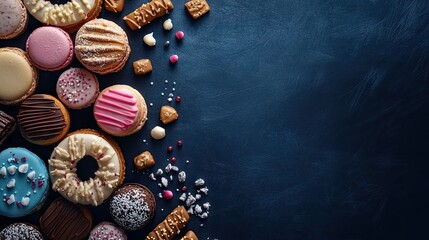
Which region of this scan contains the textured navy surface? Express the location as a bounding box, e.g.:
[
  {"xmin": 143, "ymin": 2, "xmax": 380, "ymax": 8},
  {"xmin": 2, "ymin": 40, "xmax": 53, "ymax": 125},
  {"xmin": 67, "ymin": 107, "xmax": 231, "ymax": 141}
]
[{"xmin": 2, "ymin": 0, "xmax": 429, "ymax": 239}]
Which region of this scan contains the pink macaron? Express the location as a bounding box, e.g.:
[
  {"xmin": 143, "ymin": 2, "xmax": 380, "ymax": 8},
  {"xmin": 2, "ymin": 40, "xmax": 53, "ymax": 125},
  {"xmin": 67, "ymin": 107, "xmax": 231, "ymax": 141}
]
[
  {"xmin": 56, "ymin": 68, "xmax": 99, "ymax": 109},
  {"xmin": 26, "ymin": 26, "xmax": 73, "ymax": 71}
]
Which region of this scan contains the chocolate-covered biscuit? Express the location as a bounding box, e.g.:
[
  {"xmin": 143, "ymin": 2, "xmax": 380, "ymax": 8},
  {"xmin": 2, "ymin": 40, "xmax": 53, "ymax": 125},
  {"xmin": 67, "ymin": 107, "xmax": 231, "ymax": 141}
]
[
  {"xmin": 145, "ymin": 205, "xmax": 190, "ymax": 240},
  {"xmin": 124, "ymin": 0, "xmax": 174, "ymax": 30},
  {"xmin": 0, "ymin": 110, "xmax": 16, "ymax": 146},
  {"xmin": 185, "ymin": 0, "xmax": 210, "ymax": 19},
  {"xmin": 40, "ymin": 198, "xmax": 92, "ymax": 240}
]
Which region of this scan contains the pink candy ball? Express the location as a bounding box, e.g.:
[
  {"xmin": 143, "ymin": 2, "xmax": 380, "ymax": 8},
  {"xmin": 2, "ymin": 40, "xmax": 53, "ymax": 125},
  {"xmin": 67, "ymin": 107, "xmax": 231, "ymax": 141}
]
[
  {"xmin": 176, "ymin": 31, "xmax": 185, "ymax": 40},
  {"xmin": 170, "ymin": 54, "xmax": 179, "ymax": 63},
  {"xmin": 163, "ymin": 190, "xmax": 173, "ymax": 200}
]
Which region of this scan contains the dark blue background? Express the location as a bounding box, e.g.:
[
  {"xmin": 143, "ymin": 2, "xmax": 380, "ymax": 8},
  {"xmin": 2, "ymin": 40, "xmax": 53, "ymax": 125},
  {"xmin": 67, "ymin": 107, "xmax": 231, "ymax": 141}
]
[{"xmin": 2, "ymin": 0, "xmax": 429, "ymax": 239}]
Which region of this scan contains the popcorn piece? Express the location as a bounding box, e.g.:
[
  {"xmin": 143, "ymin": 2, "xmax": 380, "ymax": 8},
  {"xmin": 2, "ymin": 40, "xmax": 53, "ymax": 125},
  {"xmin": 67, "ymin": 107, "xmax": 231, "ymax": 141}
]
[
  {"xmin": 186, "ymin": 194, "xmax": 196, "ymax": 207},
  {"xmin": 194, "ymin": 178, "xmax": 205, "ymax": 187},
  {"xmin": 203, "ymin": 202, "xmax": 211, "ymax": 210},
  {"xmin": 178, "ymin": 171, "xmax": 186, "ymax": 182},
  {"xmin": 161, "ymin": 177, "xmax": 169, "ymax": 187},
  {"xmin": 156, "ymin": 169, "xmax": 163, "ymax": 176},
  {"xmin": 179, "ymin": 193, "xmax": 187, "ymax": 201}
]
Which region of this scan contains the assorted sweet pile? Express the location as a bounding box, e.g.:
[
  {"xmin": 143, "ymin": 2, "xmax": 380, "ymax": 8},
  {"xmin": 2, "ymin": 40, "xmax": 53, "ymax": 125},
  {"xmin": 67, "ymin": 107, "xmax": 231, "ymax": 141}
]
[{"xmin": 0, "ymin": 0, "xmax": 211, "ymax": 239}]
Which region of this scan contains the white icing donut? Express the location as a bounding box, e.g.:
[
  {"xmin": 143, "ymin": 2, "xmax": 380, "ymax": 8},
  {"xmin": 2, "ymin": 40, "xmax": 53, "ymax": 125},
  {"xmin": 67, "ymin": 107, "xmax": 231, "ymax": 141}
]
[
  {"xmin": 48, "ymin": 130, "xmax": 124, "ymax": 206},
  {"xmin": 23, "ymin": 0, "xmax": 96, "ymax": 27}
]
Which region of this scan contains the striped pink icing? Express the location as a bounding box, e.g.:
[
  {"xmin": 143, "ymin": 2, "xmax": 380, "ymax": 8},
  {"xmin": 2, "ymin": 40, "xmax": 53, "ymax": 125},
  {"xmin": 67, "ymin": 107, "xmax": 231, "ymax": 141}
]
[{"xmin": 94, "ymin": 88, "xmax": 138, "ymax": 134}]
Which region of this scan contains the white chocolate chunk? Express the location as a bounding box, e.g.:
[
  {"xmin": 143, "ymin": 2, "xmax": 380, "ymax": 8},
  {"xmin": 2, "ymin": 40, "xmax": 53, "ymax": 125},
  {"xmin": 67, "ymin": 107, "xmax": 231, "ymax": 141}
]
[
  {"xmin": 18, "ymin": 164, "xmax": 29, "ymax": 174},
  {"xmin": 7, "ymin": 166, "xmax": 17, "ymax": 175},
  {"xmin": 0, "ymin": 167, "xmax": 6, "ymax": 177},
  {"xmin": 21, "ymin": 197, "xmax": 30, "ymax": 206},
  {"xmin": 151, "ymin": 126, "xmax": 165, "ymax": 140},
  {"xmin": 6, "ymin": 179, "xmax": 15, "ymax": 188},
  {"xmin": 163, "ymin": 18, "xmax": 173, "ymax": 30},
  {"xmin": 143, "ymin": 32, "xmax": 156, "ymax": 46},
  {"xmin": 6, "ymin": 194, "xmax": 15, "ymax": 204}
]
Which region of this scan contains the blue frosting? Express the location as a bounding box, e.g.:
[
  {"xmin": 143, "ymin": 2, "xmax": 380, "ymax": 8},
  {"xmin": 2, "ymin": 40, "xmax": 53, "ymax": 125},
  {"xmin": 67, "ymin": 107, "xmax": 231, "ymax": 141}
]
[{"xmin": 0, "ymin": 147, "xmax": 49, "ymax": 218}]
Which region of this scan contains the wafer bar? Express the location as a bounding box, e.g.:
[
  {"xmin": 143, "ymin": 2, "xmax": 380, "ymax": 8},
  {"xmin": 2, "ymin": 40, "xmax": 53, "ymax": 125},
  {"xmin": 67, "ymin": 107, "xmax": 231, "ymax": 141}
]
[
  {"xmin": 185, "ymin": 0, "xmax": 210, "ymax": 19},
  {"xmin": 0, "ymin": 110, "xmax": 16, "ymax": 146},
  {"xmin": 145, "ymin": 205, "xmax": 190, "ymax": 240},
  {"xmin": 124, "ymin": 0, "xmax": 174, "ymax": 30},
  {"xmin": 181, "ymin": 231, "xmax": 199, "ymax": 240}
]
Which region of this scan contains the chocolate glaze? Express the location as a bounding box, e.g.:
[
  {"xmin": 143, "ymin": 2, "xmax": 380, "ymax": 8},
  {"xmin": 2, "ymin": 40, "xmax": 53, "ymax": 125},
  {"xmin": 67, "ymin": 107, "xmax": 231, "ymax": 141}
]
[
  {"xmin": 0, "ymin": 110, "xmax": 16, "ymax": 146},
  {"xmin": 40, "ymin": 198, "xmax": 91, "ymax": 240},
  {"xmin": 17, "ymin": 95, "xmax": 66, "ymax": 141}
]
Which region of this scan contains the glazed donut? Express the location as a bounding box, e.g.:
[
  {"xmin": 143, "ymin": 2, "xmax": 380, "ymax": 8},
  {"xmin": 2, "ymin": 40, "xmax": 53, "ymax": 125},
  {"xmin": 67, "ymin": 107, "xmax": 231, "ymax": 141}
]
[
  {"xmin": 48, "ymin": 129, "xmax": 125, "ymax": 206},
  {"xmin": 23, "ymin": 0, "xmax": 102, "ymax": 33}
]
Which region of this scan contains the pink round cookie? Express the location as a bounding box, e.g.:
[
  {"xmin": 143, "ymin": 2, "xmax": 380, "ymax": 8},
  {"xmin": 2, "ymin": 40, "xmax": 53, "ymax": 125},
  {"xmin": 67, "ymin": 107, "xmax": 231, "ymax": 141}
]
[
  {"xmin": 89, "ymin": 222, "xmax": 127, "ymax": 240},
  {"xmin": 26, "ymin": 26, "xmax": 73, "ymax": 71},
  {"xmin": 56, "ymin": 68, "xmax": 99, "ymax": 109}
]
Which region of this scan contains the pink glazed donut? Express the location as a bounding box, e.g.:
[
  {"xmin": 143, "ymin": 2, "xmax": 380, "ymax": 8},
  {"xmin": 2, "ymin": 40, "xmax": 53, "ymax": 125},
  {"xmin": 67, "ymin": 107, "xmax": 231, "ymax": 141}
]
[{"xmin": 26, "ymin": 26, "xmax": 74, "ymax": 71}]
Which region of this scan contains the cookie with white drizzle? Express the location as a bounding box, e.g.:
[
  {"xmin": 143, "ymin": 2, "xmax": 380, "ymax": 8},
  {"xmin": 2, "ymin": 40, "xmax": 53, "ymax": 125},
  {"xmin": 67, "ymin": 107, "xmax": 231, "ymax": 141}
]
[
  {"xmin": 0, "ymin": 147, "xmax": 49, "ymax": 218},
  {"xmin": 48, "ymin": 129, "xmax": 125, "ymax": 206}
]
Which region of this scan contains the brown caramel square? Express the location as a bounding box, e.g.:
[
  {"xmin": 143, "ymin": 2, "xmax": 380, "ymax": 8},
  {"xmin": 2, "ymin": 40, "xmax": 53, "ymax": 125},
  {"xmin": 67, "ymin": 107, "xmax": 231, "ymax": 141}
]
[
  {"xmin": 185, "ymin": 0, "xmax": 210, "ymax": 19},
  {"xmin": 133, "ymin": 59, "xmax": 152, "ymax": 75}
]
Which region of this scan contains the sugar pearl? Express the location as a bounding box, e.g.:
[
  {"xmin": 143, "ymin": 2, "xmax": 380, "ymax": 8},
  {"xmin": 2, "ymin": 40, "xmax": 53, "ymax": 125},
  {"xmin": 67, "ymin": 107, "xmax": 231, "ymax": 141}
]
[
  {"xmin": 176, "ymin": 31, "xmax": 185, "ymax": 40},
  {"xmin": 170, "ymin": 54, "xmax": 179, "ymax": 63}
]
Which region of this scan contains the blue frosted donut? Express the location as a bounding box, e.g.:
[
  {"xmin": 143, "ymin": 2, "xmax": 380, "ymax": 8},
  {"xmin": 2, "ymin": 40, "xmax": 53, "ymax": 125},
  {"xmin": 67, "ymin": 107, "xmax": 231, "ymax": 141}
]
[{"xmin": 0, "ymin": 147, "xmax": 49, "ymax": 218}]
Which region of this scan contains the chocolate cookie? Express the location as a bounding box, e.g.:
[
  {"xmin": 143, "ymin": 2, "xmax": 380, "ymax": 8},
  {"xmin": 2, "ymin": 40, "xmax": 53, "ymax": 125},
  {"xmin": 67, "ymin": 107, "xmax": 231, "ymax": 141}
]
[
  {"xmin": 0, "ymin": 110, "xmax": 16, "ymax": 146},
  {"xmin": 110, "ymin": 183, "xmax": 156, "ymax": 230},
  {"xmin": 40, "ymin": 198, "xmax": 93, "ymax": 240}
]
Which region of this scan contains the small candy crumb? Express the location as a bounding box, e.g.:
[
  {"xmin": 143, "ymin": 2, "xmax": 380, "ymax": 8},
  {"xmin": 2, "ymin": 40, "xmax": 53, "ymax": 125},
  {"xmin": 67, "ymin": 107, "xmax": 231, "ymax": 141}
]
[
  {"xmin": 150, "ymin": 103, "xmax": 153, "ymax": 107},
  {"xmin": 176, "ymin": 31, "xmax": 185, "ymax": 40},
  {"xmin": 163, "ymin": 190, "xmax": 173, "ymax": 200},
  {"xmin": 170, "ymin": 54, "xmax": 179, "ymax": 63}
]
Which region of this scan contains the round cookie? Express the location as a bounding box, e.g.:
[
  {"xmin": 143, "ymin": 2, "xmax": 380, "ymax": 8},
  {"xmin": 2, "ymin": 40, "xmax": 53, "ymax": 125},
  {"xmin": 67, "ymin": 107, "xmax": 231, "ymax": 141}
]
[
  {"xmin": 17, "ymin": 94, "xmax": 70, "ymax": 145},
  {"xmin": 0, "ymin": 0, "xmax": 28, "ymax": 39},
  {"xmin": 0, "ymin": 223, "xmax": 43, "ymax": 240},
  {"xmin": 75, "ymin": 19, "xmax": 130, "ymax": 75},
  {"xmin": 0, "ymin": 148, "xmax": 49, "ymax": 218},
  {"xmin": 89, "ymin": 221, "xmax": 127, "ymax": 240},
  {"xmin": 26, "ymin": 26, "xmax": 74, "ymax": 71},
  {"xmin": 57, "ymin": 68, "xmax": 100, "ymax": 109},
  {"xmin": 40, "ymin": 198, "xmax": 93, "ymax": 240},
  {"xmin": 23, "ymin": 0, "xmax": 103, "ymax": 33},
  {"xmin": 109, "ymin": 183, "xmax": 156, "ymax": 230},
  {"xmin": 48, "ymin": 129, "xmax": 125, "ymax": 206},
  {"xmin": 0, "ymin": 47, "xmax": 38, "ymax": 105},
  {"xmin": 94, "ymin": 85, "xmax": 147, "ymax": 136}
]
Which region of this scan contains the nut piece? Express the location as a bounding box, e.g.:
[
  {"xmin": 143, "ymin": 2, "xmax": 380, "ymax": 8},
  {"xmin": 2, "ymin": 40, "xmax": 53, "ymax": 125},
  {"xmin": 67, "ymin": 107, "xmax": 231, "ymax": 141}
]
[
  {"xmin": 133, "ymin": 59, "xmax": 152, "ymax": 75},
  {"xmin": 160, "ymin": 106, "xmax": 179, "ymax": 124},
  {"xmin": 134, "ymin": 151, "xmax": 155, "ymax": 170},
  {"xmin": 143, "ymin": 32, "xmax": 156, "ymax": 46},
  {"xmin": 151, "ymin": 126, "xmax": 166, "ymax": 139}
]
